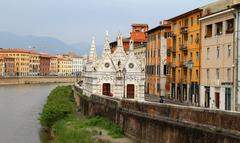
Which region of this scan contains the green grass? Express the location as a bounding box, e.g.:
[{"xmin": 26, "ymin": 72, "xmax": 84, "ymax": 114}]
[
  {"xmin": 52, "ymin": 115, "xmax": 124, "ymax": 143},
  {"xmin": 40, "ymin": 85, "xmax": 124, "ymax": 143}
]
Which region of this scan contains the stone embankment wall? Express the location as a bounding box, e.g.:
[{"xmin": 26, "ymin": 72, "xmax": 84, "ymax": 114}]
[
  {"xmin": 0, "ymin": 76, "xmax": 77, "ymax": 85},
  {"xmin": 73, "ymin": 85, "xmax": 240, "ymax": 143}
]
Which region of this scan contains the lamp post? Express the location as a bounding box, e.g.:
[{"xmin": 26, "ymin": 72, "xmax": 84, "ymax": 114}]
[{"xmin": 123, "ymin": 68, "xmax": 127, "ymax": 99}]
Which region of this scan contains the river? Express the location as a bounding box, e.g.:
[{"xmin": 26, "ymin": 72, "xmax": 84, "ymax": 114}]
[{"xmin": 0, "ymin": 83, "xmax": 69, "ymax": 143}]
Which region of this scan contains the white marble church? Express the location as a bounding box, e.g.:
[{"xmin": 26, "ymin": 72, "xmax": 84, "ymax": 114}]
[{"xmin": 82, "ymin": 32, "xmax": 145, "ymax": 100}]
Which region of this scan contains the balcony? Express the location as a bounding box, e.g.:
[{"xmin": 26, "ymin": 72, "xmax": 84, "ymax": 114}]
[
  {"xmin": 181, "ymin": 60, "xmax": 187, "ymax": 68},
  {"xmin": 180, "ymin": 26, "xmax": 188, "ymax": 34},
  {"xmin": 171, "ymin": 48, "xmax": 176, "ymax": 53},
  {"xmin": 181, "ymin": 78, "xmax": 187, "ymax": 83},
  {"xmin": 180, "ymin": 44, "xmax": 188, "ymax": 51}
]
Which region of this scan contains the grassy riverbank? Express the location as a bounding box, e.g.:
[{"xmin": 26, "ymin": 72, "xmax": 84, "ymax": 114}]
[{"xmin": 40, "ymin": 85, "xmax": 127, "ymax": 143}]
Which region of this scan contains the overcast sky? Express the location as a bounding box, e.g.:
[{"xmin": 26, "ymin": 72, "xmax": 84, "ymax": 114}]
[{"xmin": 0, "ymin": 0, "xmax": 216, "ymax": 44}]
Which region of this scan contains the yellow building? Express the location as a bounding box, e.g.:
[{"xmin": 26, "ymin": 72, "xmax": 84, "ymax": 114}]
[
  {"xmin": 0, "ymin": 49, "xmax": 30, "ymax": 76},
  {"xmin": 57, "ymin": 55, "xmax": 73, "ymax": 76},
  {"xmin": 29, "ymin": 50, "xmax": 40, "ymax": 76},
  {"xmin": 169, "ymin": 8, "xmax": 202, "ymax": 105}
]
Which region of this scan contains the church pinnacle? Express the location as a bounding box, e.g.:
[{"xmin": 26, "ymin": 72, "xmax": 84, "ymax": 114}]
[
  {"xmin": 88, "ymin": 37, "xmax": 97, "ymax": 61},
  {"xmin": 102, "ymin": 31, "xmax": 111, "ymax": 57}
]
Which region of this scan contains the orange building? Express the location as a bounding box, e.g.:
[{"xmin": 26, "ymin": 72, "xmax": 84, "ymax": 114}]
[
  {"xmin": 110, "ymin": 24, "xmax": 148, "ymax": 53},
  {"xmin": 169, "ymin": 8, "xmax": 202, "ymax": 105},
  {"xmin": 146, "ymin": 21, "xmax": 171, "ymax": 97}
]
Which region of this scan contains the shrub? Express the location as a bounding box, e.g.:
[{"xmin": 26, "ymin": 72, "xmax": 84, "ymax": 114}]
[{"xmin": 40, "ymin": 86, "xmax": 73, "ymax": 128}]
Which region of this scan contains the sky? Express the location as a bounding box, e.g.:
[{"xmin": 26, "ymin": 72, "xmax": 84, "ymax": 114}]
[{"xmin": 0, "ymin": 0, "xmax": 216, "ymax": 45}]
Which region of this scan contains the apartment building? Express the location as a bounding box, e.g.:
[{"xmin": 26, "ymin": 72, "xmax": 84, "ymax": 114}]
[
  {"xmin": 0, "ymin": 56, "xmax": 15, "ymax": 78},
  {"xmin": 29, "ymin": 50, "xmax": 40, "ymax": 76},
  {"xmin": 0, "ymin": 49, "xmax": 30, "ymax": 76},
  {"xmin": 146, "ymin": 21, "xmax": 171, "ymax": 97},
  {"xmin": 199, "ymin": 4, "xmax": 235, "ymax": 111},
  {"xmin": 50, "ymin": 56, "xmax": 58, "ymax": 76},
  {"xmin": 169, "ymin": 9, "xmax": 202, "ymax": 105},
  {"xmin": 57, "ymin": 55, "xmax": 73, "ymax": 76},
  {"xmin": 72, "ymin": 56, "xmax": 84, "ymax": 76},
  {"xmin": 40, "ymin": 54, "xmax": 51, "ymax": 76}
]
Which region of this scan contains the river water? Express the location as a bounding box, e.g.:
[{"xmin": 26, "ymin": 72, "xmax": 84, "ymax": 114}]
[{"xmin": 0, "ymin": 83, "xmax": 68, "ymax": 143}]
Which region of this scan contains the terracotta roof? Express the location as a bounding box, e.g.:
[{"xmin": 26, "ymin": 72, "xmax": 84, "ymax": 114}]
[
  {"xmin": 147, "ymin": 24, "xmax": 171, "ymax": 34},
  {"xmin": 168, "ymin": 8, "xmax": 202, "ymax": 21},
  {"xmin": 132, "ymin": 24, "xmax": 148, "ymax": 27},
  {"xmin": 0, "ymin": 48, "xmax": 40, "ymax": 54}
]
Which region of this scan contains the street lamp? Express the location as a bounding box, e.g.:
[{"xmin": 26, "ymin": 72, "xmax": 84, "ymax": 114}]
[
  {"xmin": 122, "ymin": 68, "xmax": 127, "ymax": 99},
  {"xmin": 187, "ymin": 60, "xmax": 194, "ymax": 103}
]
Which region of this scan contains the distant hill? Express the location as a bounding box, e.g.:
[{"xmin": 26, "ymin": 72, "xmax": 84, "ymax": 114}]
[{"xmin": 0, "ymin": 32, "xmax": 101, "ymax": 55}]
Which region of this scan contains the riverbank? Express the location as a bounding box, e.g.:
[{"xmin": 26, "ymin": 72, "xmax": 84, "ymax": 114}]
[
  {"xmin": 0, "ymin": 76, "xmax": 77, "ymax": 85},
  {"xmin": 40, "ymin": 85, "xmax": 132, "ymax": 143}
]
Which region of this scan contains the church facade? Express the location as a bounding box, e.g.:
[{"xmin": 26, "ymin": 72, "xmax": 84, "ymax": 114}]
[{"xmin": 82, "ymin": 32, "xmax": 145, "ymax": 100}]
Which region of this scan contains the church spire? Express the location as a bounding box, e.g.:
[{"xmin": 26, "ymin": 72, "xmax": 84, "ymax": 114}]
[
  {"xmin": 117, "ymin": 33, "xmax": 123, "ymax": 48},
  {"xmin": 88, "ymin": 37, "xmax": 97, "ymax": 61},
  {"xmin": 102, "ymin": 31, "xmax": 111, "ymax": 57},
  {"xmin": 129, "ymin": 40, "xmax": 134, "ymax": 56}
]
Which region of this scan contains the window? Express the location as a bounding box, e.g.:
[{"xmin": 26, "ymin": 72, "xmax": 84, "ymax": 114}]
[
  {"xmin": 225, "ymin": 88, "xmax": 231, "ymax": 110},
  {"xmin": 206, "ymin": 24, "xmax": 212, "ymax": 38},
  {"xmin": 173, "ymin": 23, "xmax": 177, "ymax": 34},
  {"xmin": 216, "ymin": 68, "xmax": 220, "ymax": 80},
  {"xmin": 226, "ymin": 19, "xmax": 234, "ymax": 34},
  {"xmin": 157, "ymin": 84, "xmax": 160, "ymax": 92},
  {"xmin": 197, "ymin": 15, "xmax": 200, "ymax": 25},
  {"xmin": 196, "ymin": 33, "xmax": 200, "ymax": 44},
  {"xmin": 190, "ymin": 52, "xmax": 193, "ymax": 60},
  {"xmin": 207, "ymin": 69, "xmax": 209, "ymax": 80},
  {"xmin": 216, "ymin": 22, "xmax": 223, "ymax": 35},
  {"xmin": 190, "ymin": 35, "xmax": 193, "ymax": 45},
  {"xmin": 178, "ymin": 70, "xmax": 181, "ymax": 81},
  {"xmin": 196, "ymin": 70, "xmax": 199, "ymax": 80},
  {"xmin": 191, "ymin": 17, "xmax": 193, "ymax": 26},
  {"xmin": 217, "ymin": 46, "xmax": 220, "ymax": 58},
  {"xmin": 178, "ymin": 54, "xmax": 180, "ymax": 61},
  {"xmin": 207, "ymin": 48, "xmax": 210, "ymax": 60},
  {"xmin": 196, "ymin": 52, "xmax": 199, "ymax": 61},
  {"xmin": 228, "ymin": 45, "xmax": 231, "ymax": 58},
  {"xmin": 178, "ymin": 37, "xmax": 181, "ymax": 44},
  {"xmin": 163, "ymin": 64, "xmax": 167, "ymax": 75},
  {"xmin": 185, "ymin": 17, "xmax": 188, "ymax": 27},
  {"xmin": 227, "ymin": 68, "xmax": 231, "ymax": 81}
]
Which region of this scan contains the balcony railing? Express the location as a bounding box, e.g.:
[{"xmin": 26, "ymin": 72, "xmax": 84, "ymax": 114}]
[
  {"xmin": 180, "ymin": 44, "xmax": 188, "ymax": 51},
  {"xmin": 180, "ymin": 26, "xmax": 188, "ymax": 34},
  {"xmin": 171, "ymin": 47, "xmax": 176, "ymax": 53},
  {"xmin": 181, "ymin": 77, "xmax": 187, "ymax": 83}
]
